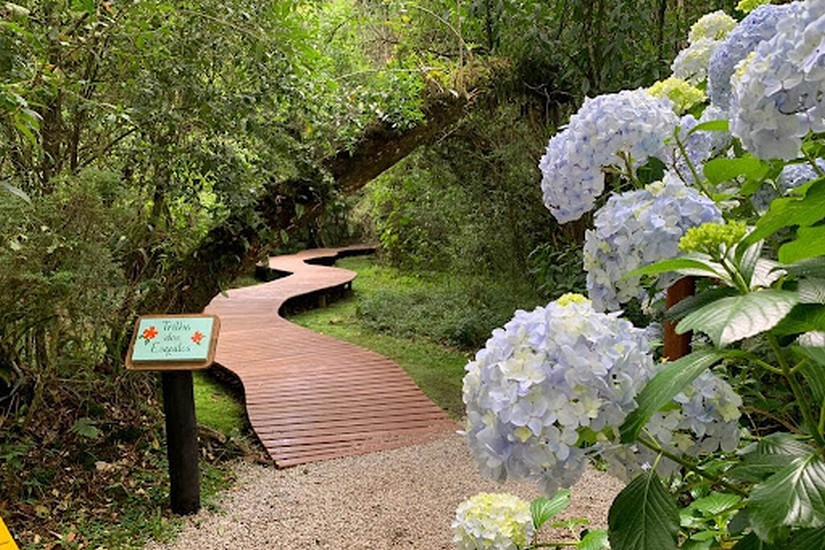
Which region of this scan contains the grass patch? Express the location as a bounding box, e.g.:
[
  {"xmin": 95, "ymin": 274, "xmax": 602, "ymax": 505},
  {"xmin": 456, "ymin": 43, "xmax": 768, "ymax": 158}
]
[
  {"xmin": 344, "ymin": 257, "xmax": 543, "ymax": 349},
  {"xmin": 193, "ymin": 372, "xmax": 246, "ymax": 437},
  {"xmin": 290, "ymin": 256, "xmax": 540, "ymax": 419}
]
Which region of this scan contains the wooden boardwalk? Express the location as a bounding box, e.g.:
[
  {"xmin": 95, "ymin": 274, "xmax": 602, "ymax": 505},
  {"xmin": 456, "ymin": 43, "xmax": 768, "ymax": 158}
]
[{"xmin": 205, "ymin": 246, "xmax": 457, "ymax": 467}]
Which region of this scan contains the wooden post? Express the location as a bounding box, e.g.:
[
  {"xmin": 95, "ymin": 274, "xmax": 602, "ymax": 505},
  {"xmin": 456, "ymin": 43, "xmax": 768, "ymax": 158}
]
[
  {"xmin": 161, "ymin": 371, "xmax": 200, "ymax": 515},
  {"xmin": 664, "ymin": 277, "xmax": 696, "ymax": 360}
]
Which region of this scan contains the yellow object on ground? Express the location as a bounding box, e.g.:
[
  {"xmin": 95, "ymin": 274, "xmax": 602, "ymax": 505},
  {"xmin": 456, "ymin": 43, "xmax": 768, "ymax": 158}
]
[{"xmin": 0, "ymin": 516, "xmax": 19, "ymax": 550}]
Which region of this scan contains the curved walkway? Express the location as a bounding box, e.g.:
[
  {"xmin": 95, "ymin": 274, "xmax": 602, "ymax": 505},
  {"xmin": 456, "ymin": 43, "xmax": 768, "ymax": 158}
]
[{"xmin": 204, "ymin": 246, "xmax": 457, "ymax": 467}]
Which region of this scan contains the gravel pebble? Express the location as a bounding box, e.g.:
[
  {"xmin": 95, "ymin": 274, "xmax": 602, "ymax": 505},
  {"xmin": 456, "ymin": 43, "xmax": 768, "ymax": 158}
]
[{"xmin": 146, "ymin": 432, "xmax": 623, "ymax": 550}]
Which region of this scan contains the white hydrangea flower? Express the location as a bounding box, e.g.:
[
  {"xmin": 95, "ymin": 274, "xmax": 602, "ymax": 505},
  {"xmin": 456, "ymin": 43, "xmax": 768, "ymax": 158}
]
[
  {"xmin": 602, "ymin": 370, "xmax": 743, "ymax": 482},
  {"xmin": 583, "ymin": 176, "xmax": 723, "ymax": 312},
  {"xmin": 539, "ymin": 90, "xmax": 679, "ymax": 223},
  {"xmin": 673, "ymin": 38, "xmax": 721, "ymax": 85},
  {"xmin": 730, "ymin": 0, "xmax": 825, "ymax": 159},
  {"xmin": 463, "ymin": 294, "xmax": 656, "ymax": 495},
  {"xmin": 452, "ymin": 493, "xmax": 534, "ymax": 550},
  {"xmin": 689, "ymin": 10, "xmax": 738, "ymax": 43}
]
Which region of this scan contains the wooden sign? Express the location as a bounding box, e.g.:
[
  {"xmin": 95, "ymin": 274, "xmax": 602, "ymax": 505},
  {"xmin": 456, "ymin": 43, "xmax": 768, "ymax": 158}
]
[
  {"xmin": 0, "ymin": 516, "xmax": 19, "ymax": 550},
  {"xmin": 126, "ymin": 314, "xmax": 220, "ymax": 371}
]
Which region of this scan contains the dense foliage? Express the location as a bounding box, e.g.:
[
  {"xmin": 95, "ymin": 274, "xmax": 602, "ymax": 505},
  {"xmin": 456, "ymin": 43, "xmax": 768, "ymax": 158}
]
[{"xmin": 0, "ymin": 0, "xmax": 467, "ymax": 543}]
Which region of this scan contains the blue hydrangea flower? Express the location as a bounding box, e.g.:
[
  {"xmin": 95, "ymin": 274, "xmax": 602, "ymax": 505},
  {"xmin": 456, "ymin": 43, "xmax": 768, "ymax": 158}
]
[
  {"xmin": 539, "ymin": 90, "xmax": 679, "ymax": 224},
  {"xmin": 731, "ymin": 0, "xmax": 825, "ymax": 159},
  {"xmin": 583, "ymin": 175, "xmax": 723, "ymax": 312},
  {"xmin": 751, "ymin": 159, "xmax": 825, "ymax": 212},
  {"xmin": 708, "ymin": 3, "xmax": 802, "ymax": 110},
  {"xmin": 462, "ymin": 295, "xmax": 656, "ymax": 495},
  {"xmin": 463, "ymin": 295, "xmax": 742, "ymax": 494},
  {"xmin": 601, "ymin": 370, "xmax": 742, "ymax": 482}
]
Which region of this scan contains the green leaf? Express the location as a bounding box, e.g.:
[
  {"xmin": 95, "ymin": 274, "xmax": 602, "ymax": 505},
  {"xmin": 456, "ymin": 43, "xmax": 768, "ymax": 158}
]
[
  {"xmin": 799, "ymin": 360, "xmax": 825, "ymax": 406},
  {"xmin": 789, "ymin": 527, "xmax": 825, "ymax": 549},
  {"xmin": 623, "ymin": 256, "xmax": 727, "ymax": 282},
  {"xmin": 780, "ymin": 227, "xmax": 825, "ymax": 264},
  {"xmin": 727, "ymin": 453, "xmax": 797, "ymax": 483},
  {"xmin": 279, "ymin": 229, "xmax": 289, "ymax": 244},
  {"xmin": 689, "ymin": 119, "xmax": 730, "ymax": 134},
  {"xmin": 688, "ymin": 493, "xmax": 742, "ymax": 517},
  {"xmin": 70, "ymin": 417, "xmax": 101, "ymax": 440},
  {"xmin": 2, "ymin": 182, "xmax": 31, "ymax": 204},
  {"xmin": 737, "ymin": 241, "xmax": 764, "ymax": 287},
  {"xmin": 773, "ymin": 305, "xmax": 825, "ymax": 336},
  {"xmin": 577, "ymin": 529, "xmax": 609, "ymax": 550},
  {"xmin": 797, "ymin": 332, "xmax": 825, "ymax": 373},
  {"xmin": 531, "ymin": 490, "xmax": 571, "ymax": 530},
  {"xmin": 676, "ymin": 290, "xmax": 799, "ymax": 347},
  {"xmin": 703, "ymin": 157, "xmax": 769, "ymax": 185},
  {"xmin": 748, "ymin": 453, "xmax": 825, "ymax": 542},
  {"xmin": 799, "ymin": 279, "xmax": 825, "ymax": 304},
  {"xmin": 608, "ymin": 472, "xmax": 679, "ymax": 550},
  {"xmin": 782, "ymin": 257, "xmax": 825, "ymax": 280},
  {"xmin": 752, "ymin": 432, "xmax": 816, "ymax": 457},
  {"xmin": 620, "ymin": 350, "xmax": 725, "ymax": 443},
  {"xmin": 744, "ymin": 178, "xmax": 825, "ymax": 247},
  {"xmin": 665, "ymin": 287, "xmax": 739, "ymax": 322}
]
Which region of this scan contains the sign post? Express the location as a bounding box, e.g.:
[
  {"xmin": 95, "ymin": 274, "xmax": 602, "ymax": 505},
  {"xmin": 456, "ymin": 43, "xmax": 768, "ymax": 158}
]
[{"xmin": 126, "ymin": 314, "xmax": 220, "ymax": 515}]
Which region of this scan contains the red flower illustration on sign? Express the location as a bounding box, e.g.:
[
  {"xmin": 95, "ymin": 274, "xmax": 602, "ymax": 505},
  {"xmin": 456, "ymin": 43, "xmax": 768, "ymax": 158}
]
[
  {"xmin": 141, "ymin": 326, "xmax": 158, "ymax": 342},
  {"xmin": 191, "ymin": 331, "xmax": 203, "ymax": 345}
]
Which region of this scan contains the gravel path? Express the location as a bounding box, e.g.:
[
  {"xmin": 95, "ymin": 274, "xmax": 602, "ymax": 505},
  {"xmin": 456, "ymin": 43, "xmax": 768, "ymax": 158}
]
[{"xmin": 146, "ymin": 432, "xmax": 623, "ymax": 549}]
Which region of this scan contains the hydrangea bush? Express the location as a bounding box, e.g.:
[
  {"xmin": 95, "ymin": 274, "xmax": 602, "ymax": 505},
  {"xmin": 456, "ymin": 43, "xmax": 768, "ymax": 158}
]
[{"xmin": 458, "ymin": 1, "xmax": 825, "ymax": 548}]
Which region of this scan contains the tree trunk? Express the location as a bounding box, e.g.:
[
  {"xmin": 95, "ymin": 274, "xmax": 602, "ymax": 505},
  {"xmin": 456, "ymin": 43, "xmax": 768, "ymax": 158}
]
[{"xmin": 153, "ymin": 86, "xmax": 479, "ymax": 314}]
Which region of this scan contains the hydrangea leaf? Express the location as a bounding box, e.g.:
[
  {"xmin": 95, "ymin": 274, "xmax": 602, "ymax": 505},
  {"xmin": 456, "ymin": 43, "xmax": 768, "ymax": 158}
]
[
  {"xmin": 676, "ymin": 290, "xmax": 799, "ymax": 347},
  {"xmin": 772, "ymin": 305, "xmax": 825, "ymax": 336},
  {"xmin": 703, "ymin": 156, "xmax": 769, "ymax": 185},
  {"xmin": 751, "ymin": 432, "xmax": 816, "ymax": 457},
  {"xmin": 619, "ymin": 350, "xmax": 725, "ymax": 443},
  {"xmin": 779, "ymin": 227, "xmax": 825, "ymax": 264},
  {"xmin": 743, "ymin": 178, "xmax": 825, "ymax": 247},
  {"xmin": 577, "ymin": 529, "xmax": 609, "ymax": 550},
  {"xmin": 748, "ymin": 453, "xmax": 825, "ymax": 542},
  {"xmin": 688, "ymin": 119, "xmax": 729, "ymax": 134},
  {"xmin": 781, "ymin": 257, "xmax": 825, "ymax": 280},
  {"xmin": 624, "ymin": 256, "xmax": 728, "ymax": 281},
  {"xmin": 686, "ymin": 492, "xmax": 742, "ymax": 517},
  {"xmin": 788, "ymin": 527, "xmax": 825, "ymax": 549},
  {"xmin": 531, "ymin": 490, "xmax": 571, "ymax": 530},
  {"xmin": 608, "ymin": 472, "xmax": 679, "ymax": 550},
  {"xmin": 798, "ymin": 279, "xmax": 825, "ymax": 305},
  {"xmin": 728, "ymin": 433, "xmax": 814, "ymax": 483},
  {"xmin": 665, "ymin": 287, "xmax": 739, "ymax": 322}
]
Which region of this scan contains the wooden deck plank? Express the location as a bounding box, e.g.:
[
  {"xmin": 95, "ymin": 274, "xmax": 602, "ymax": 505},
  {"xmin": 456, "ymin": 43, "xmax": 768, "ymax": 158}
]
[{"xmin": 204, "ymin": 246, "xmax": 457, "ymax": 467}]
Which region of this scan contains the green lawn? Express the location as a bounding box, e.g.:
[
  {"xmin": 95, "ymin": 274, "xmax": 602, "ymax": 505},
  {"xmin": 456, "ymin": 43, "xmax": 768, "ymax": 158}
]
[
  {"xmin": 290, "ymin": 256, "xmax": 472, "ymax": 419},
  {"xmin": 193, "ymin": 371, "xmax": 246, "ymax": 436}
]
